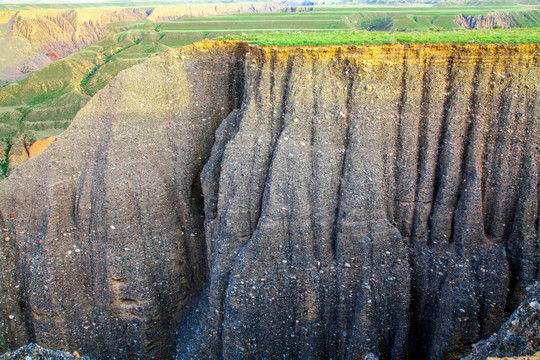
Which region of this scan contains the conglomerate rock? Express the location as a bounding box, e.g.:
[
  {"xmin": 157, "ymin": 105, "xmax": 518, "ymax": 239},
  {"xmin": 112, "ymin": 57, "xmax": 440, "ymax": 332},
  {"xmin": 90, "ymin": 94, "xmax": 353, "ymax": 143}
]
[
  {"xmin": 462, "ymin": 282, "xmax": 540, "ymax": 360},
  {"xmin": 0, "ymin": 41, "xmax": 539, "ymax": 360},
  {"xmin": 0, "ymin": 343, "xmax": 89, "ymax": 360}
]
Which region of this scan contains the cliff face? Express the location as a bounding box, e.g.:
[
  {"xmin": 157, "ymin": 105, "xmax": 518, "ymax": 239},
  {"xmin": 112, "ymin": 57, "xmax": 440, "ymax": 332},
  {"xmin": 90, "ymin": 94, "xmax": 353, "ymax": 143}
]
[
  {"xmin": 0, "ymin": 42, "xmax": 538, "ymax": 360},
  {"xmin": 0, "ymin": 41, "xmax": 246, "ymax": 360}
]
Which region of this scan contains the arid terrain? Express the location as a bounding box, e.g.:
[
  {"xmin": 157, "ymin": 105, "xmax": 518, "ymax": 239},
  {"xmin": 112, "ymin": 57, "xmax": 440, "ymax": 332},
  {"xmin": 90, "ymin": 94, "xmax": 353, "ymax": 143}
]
[
  {"xmin": 0, "ymin": 2, "xmax": 282, "ymax": 85},
  {"xmin": 0, "ymin": 2, "xmax": 538, "ymax": 182},
  {"xmin": 0, "ymin": 39, "xmax": 538, "ymax": 359}
]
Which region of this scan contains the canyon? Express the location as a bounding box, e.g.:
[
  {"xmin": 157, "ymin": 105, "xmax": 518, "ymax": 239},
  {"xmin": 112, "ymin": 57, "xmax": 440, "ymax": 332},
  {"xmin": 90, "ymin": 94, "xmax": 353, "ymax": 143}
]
[
  {"xmin": 1, "ymin": 4, "xmax": 539, "ymax": 183},
  {"xmin": 0, "ymin": 3, "xmax": 281, "ymax": 85},
  {"xmin": 0, "ymin": 41, "xmax": 538, "ymax": 360}
]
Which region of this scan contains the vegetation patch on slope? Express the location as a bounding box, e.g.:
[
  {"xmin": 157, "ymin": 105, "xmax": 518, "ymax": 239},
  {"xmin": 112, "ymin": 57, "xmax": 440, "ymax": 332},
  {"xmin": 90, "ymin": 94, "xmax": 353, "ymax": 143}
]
[{"xmin": 222, "ymin": 28, "xmax": 540, "ymax": 45}]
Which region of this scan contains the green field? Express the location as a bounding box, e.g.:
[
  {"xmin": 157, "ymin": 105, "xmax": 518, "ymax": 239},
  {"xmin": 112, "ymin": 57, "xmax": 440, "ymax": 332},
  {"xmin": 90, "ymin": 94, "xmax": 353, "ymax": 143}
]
[
  {"xmin": 154, "ymin": 4, "xmax": 540, "ymax": 32},
  {"xmin": 223, "ymin": 28, "xmax": 540, "ymax": 45},
  {"xmin": 0, "ymin": 2, "xmax": 539, "ymax": 177},
  {"xmin": 0, "ymin": 23, "xmax": 214, "ymax": 139}
]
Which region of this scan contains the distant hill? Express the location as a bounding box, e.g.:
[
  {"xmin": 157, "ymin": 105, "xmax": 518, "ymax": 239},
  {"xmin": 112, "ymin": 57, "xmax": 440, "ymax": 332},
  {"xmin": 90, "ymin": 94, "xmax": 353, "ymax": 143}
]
[{"xmin": 0, "ymin": 2, "xmax": 282, "ymax": 86}]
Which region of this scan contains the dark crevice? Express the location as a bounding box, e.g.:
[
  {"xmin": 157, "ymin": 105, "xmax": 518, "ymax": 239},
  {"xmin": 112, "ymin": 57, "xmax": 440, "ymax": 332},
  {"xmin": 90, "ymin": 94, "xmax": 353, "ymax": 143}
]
[
  {"xmin": 334, "ymin": 54, "xmax": 356, "ymax": 360},
  {"xmin": 310, "ymin": 57, "xmax": 319, "ymax": 262},
  {"xmin": 497, "ymin": 58, "xmax": 522, "ymax": 244},
  {"xmin": 330, "ymin": 55, "xmax": 353, "ymax": 259},
  {"xmin": 212, "ymin": 51, "xmax": 271, "ymax": 359},
  {"xmin": 483, "ymin": 81, "xmax": 513, "ymax": 240},
  {"xmin": 151, "ymin": 119, "xmax": 214, "ymax": 359},
  {"xmin": 393, "ymin": 49, "xmax": 409, "ymax": 233},
  {"xmin": 427, "ymin": 54, "xmax": 455, "ymax": 246},
  {"xmin": 411, "ymin": 57, "xmax": 433, "ymax": 238},
  {"xmin": 17, "ymin": 253, "xmax": 36, "ymax": 344},
  {"xmin": 481, "ymin": 47, "xmax": 501, "ymax": 231},
  {"xmin": 504, "ymin": 245, "xmax": 520, "ymax": 315},
  {"xmin": 230, "ymin": 47, "xmax": 246, "ymax": 111},
  {"xmin": 188, "ymin": 174, "xmax": 208, "ymax": 283},
  {"xmin": 451, "ymin": 53, "xmax": 483, "ymax": 249}
]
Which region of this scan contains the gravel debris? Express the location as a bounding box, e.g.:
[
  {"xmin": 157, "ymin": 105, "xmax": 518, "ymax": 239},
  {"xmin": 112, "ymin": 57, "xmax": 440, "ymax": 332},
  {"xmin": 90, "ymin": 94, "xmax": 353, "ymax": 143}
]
[{"xmin": 0, "ymin": 343, "xmax": 89, "ymax": 360}]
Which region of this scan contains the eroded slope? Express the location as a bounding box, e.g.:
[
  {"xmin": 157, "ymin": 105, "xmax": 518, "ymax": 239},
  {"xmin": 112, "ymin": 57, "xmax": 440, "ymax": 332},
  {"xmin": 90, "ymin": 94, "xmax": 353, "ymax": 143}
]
[
  {"xmin": 0, "ymin": 41, "xmax": 538, "ymax": 360},
  {"xmin": 0, "ymin": 3, "xmax": 281, "ymax": 85},
  {"xmin": 0, "ymin": 41, "xmax": 245, "ymax": 360}
]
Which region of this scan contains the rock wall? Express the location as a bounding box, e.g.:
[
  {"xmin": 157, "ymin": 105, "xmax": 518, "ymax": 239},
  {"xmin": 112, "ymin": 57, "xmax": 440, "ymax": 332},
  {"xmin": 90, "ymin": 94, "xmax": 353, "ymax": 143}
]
[
  {"xmin": 0, "ymin": 42, "xmax": 538, "ymax": 360},
  {"xmin": 0, "ymin": 41, "xmax": 245, "ymax": 360}
]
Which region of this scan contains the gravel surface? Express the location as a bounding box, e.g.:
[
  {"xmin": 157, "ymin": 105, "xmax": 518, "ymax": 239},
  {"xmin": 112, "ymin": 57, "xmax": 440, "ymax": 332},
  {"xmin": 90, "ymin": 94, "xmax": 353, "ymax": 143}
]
[
  {"xmin": 0, "ymin": 343, "xmax": 89, "ymax": 360},
  {"xmin": 463, "ymin": 282, "xmax": 540, "ymax": 360}
]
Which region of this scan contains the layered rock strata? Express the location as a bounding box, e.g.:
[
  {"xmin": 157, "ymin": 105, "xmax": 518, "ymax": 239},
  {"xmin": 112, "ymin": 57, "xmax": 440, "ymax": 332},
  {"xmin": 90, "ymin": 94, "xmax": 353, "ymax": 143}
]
[
  {"xmin": 0, "ymin": 41, "xmax": 538, "ymax": 360},
  {"xmin": 0, "ymin": 3, "xmax": 281, "ymax": 84}
]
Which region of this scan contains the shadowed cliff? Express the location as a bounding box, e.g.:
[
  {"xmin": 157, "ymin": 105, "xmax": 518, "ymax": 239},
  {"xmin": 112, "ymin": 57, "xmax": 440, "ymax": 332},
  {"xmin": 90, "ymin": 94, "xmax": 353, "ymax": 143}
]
[{"xmin": 0, "ymin": 41, "xmax": 538, "ymax": 360}]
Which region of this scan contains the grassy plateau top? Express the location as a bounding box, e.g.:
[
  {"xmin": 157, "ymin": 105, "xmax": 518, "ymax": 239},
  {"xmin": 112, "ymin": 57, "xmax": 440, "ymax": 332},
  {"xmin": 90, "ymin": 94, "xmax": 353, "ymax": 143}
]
[{"xmin": 222, "ymin": 28, "xmax": 540, "ymax": 46}]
